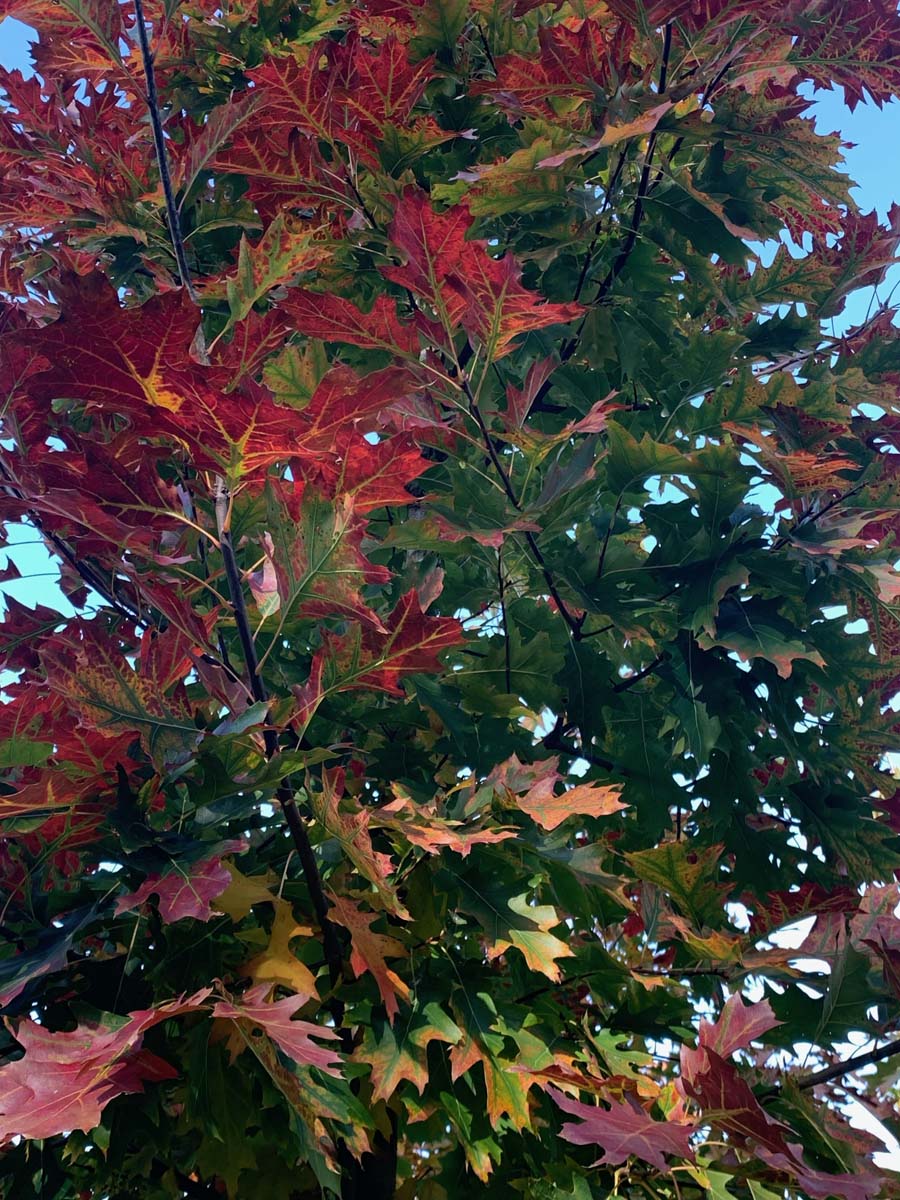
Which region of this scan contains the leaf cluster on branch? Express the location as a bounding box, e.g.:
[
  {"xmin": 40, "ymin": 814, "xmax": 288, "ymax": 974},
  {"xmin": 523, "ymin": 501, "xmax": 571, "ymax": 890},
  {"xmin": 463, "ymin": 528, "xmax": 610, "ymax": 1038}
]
[{"xmin": 1, "ymin": 0, "xmax": 900, "ymax": 1197}]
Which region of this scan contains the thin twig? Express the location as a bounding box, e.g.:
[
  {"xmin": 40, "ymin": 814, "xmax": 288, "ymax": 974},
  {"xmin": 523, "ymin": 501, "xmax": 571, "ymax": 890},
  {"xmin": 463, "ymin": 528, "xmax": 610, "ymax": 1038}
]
[
  {"xmin": 771, "ymin": 481, "xmax": 866, "ymax": 551},
  {"xmin": 213, "ymin": 482, "xmax": 347, "ymax": 1003},
  {"xmin": 524, "ymin": 25, "xmax": 673, "ymax": 422},
  {"xmin": 592, "ymin": 23, "xmax": 672, "ymax": 306},
  {"xmin": 497, "ymin": 548, "xmax": 512, "ymax": 694},
  {"xmin": 464, "ymin": 382, "xmax": 585, "ymax": 640},
  {"xmin": 132, "ymin": 0, "xmax": 199, "ymax": 301}
]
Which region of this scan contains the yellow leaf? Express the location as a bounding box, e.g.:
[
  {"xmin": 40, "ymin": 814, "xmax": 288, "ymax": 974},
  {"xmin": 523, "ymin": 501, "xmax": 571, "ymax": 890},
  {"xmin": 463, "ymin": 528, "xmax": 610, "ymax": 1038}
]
[
  {"xmin": 242, "ymin": 898, "xmax": 318, "ymax": 995},
  {"xmin": 215, "ymin": 863, "xmax": 277, "ymax": 922},
  {"xmin": 538, "ymin": 102, "xmax": 673, "ymax": 168}
]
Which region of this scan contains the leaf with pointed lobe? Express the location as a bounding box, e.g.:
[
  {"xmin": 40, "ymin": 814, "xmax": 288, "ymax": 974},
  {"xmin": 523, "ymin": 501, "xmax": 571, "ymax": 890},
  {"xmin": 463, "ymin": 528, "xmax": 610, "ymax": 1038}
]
[
  {"xmin": 679, "ymin": 1047, "xmax": 794, "ymax": 1156},
  {"xmin": 335, "ymin": 589, "xmax": 465, "ymax": 695},
  {"xmin": 680, "ymin": 995, "xmax": 781, "ymax": 1088},
  {"xmin": 220, "ymin": 216, "xmax": 332, "ymax": 326},
  {"xmin": 115, "ymin": 844, "xmax": 245, "ymax": 924},
  {"xmin": 307, "ymin": 768, "xmax": 407, "ymax": 916},
  {"xmin": 0, "ymin": 990, "xmax": 210, "ymax": 1142},
  {"xmin": 758, "ymin": 1148, "xmax": 885, "ymax": 1200},
  {"xmin": 328, "ymin": 893, "xmax": 410, "ymax": 1024},
  {"xmin": 177, "ymin": 91, "xmax": 264, "ymax": 204},
  {"xmin": 383, "ymin": 189, "xmax": 583, "ymax": 355},
  {"xmin": 291, "ymin": 363, "xmax": 422, "ymax": 455},
  {"xmin": 625, "ymin": 841, "xmax": 730, "ymax": 929},
  {"xmin": 359, "ymin": 1006, "xmax": 461, "ymax": 1103},
  {"xmin": 551, "ymin": 1087, "xmax": 696, "ymax": 1172},
  {"xmin": 475, "ymin": 891, "xmax": 574, "ymax": 982},
  {"xmin": 213, "ymin": 984, "xmax": 341, "ymax": 1075},
  {"xmin": 449, "ymin": 250, "xmax": 585, "ymax": 359},
  {"xmin": 342, "ymin": 33, "xmax": 435, "ymax": 141},
  {"xmin": 301, "ymin": 431, "xmax": 431, "ymax": 513},
  {"xmin": 241, "ymin": 897, "xmax": 318, "ymax": 996},
  {"xmin": 373, "ymin": 790, "xmax": 517, "ymax": 857},
  {"xmin": 748, "ymin": 883, "xmax": 859, "ymax": 937},
  {"xmin": 280, "ymin": 289, "xmax": 427, "ymax": 356},
  {"xmin": 38, "ymin": 623, "xmax": 200, "ymax": 768},
  {"xmin": 473, "ymin": 17, "xmax": 634, "ymax": 119},
  {"xmin": 695, "ymin": 596, "xmax": 826, "ymax": 680},
  {"xmin": 264, "ymin": 340, "xmax": 330, "ymax": 409},
  {"xmin": 0, "ymin": 903, "xmax": 100, "ymax": 1009},
  {"xmin": 482, "ymin": 1051, "xmax": 536, "ymax": 1131},
  {"xmin": 514, "ymin": 772, "xmax": 627, "ymax": 832},
  {"xmin": 21, "ymin": 273, "xmax": 203, "ymax": 417},
  {"xmin": 261, "ymin": 486, "xmax": 389, "ymax": 631},
  {"xmin": 538, "ymin": 102, "xmax": 674, "ymax": 169},
  {"xmin": 213, "ymin": 863, "xmax": 278, "ymax": 923}
]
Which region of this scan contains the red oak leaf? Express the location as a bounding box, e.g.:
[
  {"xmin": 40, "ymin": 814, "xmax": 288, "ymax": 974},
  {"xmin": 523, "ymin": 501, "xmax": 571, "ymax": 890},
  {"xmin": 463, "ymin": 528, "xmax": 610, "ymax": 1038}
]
[
  {"xmin": 515, "ymin": 774, "xmax": 626, "ymax": 831},
  {"xmin": 473, "ymin": 18, "xmax": 634, "ymax": 119},
  {"xmin": 331, "ymin": 588, "xmax": 465, "ymax": 695},
  {"xmin": 328, "ymin": 893, "xmax": 411, "ymax": 1024},
  {"xmin": 0, "ymin": 991, "xmax": 209, "ymax": 1142},
  {"xmin": 307, "ymin": 768, "xmax": 408, "ymax": 916},
  {"xmin": 212, "ymin": 985, "xmax": 341, "ymax": 1075},
  {"xmin": 748, "ymin": 882, "xmax": 860, "ymax": 935},
  {"xmin": 302, "ymin": 431, "xmax": 430, "ymax": 513},
  {"xmin": 680, "ymin": 1048, "xmax": 793, "ymax": 1156},
  {"xmin": 551, "ymin": 1087, "xmax": 696, "ymax": 1171},
  {"xmin": 488, "ymin": 753, "xmax": 627, "ymax": 830},
  {"xmin": 342, "ymin": 34, "xmax": 434, "ymax": 142},
  {"xmin": 281, "ymin": 289, "xmax": 426, "ymax": 355},
  {"xmin": 115, "ymin": 846, "xmax": 245, "ymax": 924},
  {"xmin": 697, "ymin": 993, "xmax": 782, "ymax": 1060},
  {"xmin": 383, "ymin": 189, "xmax": 583, "ymax": 356},
  {"xmin": 373, "ymin": 787, "xmax": 517, "ymax": 857},
  {"xmin": 759, "ymin": 1147, "xmax": 885, "ymax": 1200}
]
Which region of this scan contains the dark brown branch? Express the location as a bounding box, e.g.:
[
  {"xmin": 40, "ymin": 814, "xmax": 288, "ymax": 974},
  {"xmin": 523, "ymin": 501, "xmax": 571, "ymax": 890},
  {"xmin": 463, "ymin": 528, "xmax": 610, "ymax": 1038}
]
[
  {"xmin": 214, "ymin": 486, "xmax": 346, "ymax": 1001},
  {"xmin": 772, "ymin": 482, "xmax": 866, "ymax": 552},
  {"xmin": 524, "ymin": 25, "xmax": 672, "ymax": 421},
  {"xmin": 597, "ymin": 496, "xmax": 623, "ymax": 581},
  {"xmin": 0, "ymin": 459, "xmax": 143, "ymax": 626},
  {"xmin": 612, "ymin": 652, "xmax": 667, "ymax": 693},
  {"xmin": 761, "ymin": 1038, "xmax": 900, "ymax": 1098},
  {"xmin": 475, "ymin": 19, "xmax": 498, "ymax": 76},
  {"xmin": 591, "ymin": 23, "xmax": 671, "ymax": 306},
  {"xmin": 132, "ymin": 0, "xmax": 198, "ymax": 301},
  {"xmin": 542, "ymin": 723, "xmax": 615, "ymax": 773},
  {"xmin": 497, "ymin": 548, "xmax": 512, "ymax": 693},
  {"xmin": 176, "ymin": 478, "xmax": 241, "ymax": 685}
]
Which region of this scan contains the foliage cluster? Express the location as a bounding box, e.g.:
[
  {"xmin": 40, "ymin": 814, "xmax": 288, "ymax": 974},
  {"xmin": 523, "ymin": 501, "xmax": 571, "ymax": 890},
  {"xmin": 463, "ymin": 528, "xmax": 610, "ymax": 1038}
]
[{"xmin": 2, "ymin": 1, "xmax": 900, "ymax": 1198}]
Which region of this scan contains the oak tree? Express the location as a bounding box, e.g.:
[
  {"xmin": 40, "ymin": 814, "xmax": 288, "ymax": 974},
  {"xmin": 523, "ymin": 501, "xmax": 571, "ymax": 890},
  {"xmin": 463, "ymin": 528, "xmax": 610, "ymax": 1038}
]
[{"xmin": 1, "ymin": 1, "xmax": 900, "ymax": 1198}]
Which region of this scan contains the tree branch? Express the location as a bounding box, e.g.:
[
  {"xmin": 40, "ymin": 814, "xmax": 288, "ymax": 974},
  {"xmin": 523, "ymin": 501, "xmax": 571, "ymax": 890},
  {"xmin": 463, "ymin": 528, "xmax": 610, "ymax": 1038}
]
[
  {"xmin": 612, "ymin": 652, "xmax": 667, "ymax": 694},
  {"xmin": 761, "ymin": 1038, "xmax": 900, "ymax": 1098},
  {"xmin": 213, "ymin": 483, "xmax": 347, "ymax": 1001},
  {"xmin": 497, "ymin": 548, "xmax": 512, "ymax": 693},
  {"xmin": 523, "ymin": 24, "xmax": 672, "ymax": 421},
  {"xmin": 542, "ymin": 720, "xmax": 615, "ymax": 772},
  {"xmin": 464, "ymin": 382, "xmax": 586, "ymax": 641},
  {"xmin": 591, "ymin": 23, "xmax": 672, "ymax": 307},
  {"xmin": 132, "ymin": 0, "xmax": 199, "ymax": 301}
]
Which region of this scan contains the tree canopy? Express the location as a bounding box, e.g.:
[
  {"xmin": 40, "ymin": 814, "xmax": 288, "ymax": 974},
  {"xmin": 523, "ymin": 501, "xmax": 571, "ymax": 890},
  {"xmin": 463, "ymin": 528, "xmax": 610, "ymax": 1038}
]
[{"xmin": 1, "ymin": 1, "xmax": 900, "ymax": 1197}]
